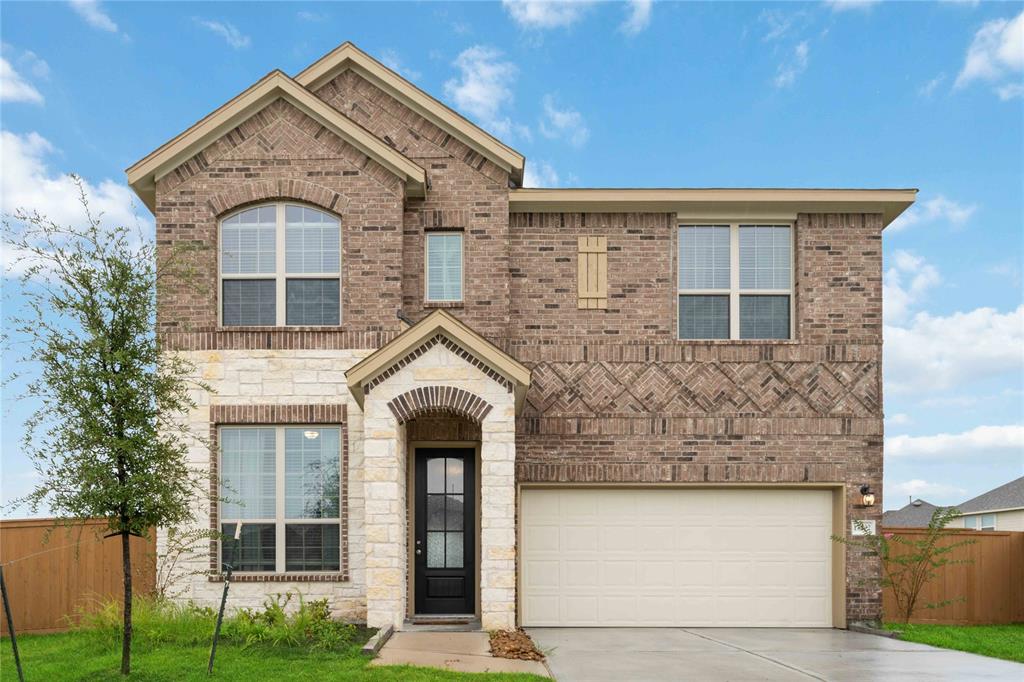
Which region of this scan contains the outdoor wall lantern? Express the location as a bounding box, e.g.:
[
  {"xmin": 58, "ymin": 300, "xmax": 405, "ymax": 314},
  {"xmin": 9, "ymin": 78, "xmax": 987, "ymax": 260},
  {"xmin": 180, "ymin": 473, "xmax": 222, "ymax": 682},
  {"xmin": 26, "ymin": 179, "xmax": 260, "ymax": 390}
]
[{"xmin": 859, "ymin": 485, "xmax": 876, "ymax": 508}]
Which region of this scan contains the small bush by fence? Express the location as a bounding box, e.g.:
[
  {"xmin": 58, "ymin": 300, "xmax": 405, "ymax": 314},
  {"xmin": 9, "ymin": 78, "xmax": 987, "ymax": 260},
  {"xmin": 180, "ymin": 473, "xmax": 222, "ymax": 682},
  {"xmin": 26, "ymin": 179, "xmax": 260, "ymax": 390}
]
[
  {"xmin": 0, "ymin": 517, "xmax": 155, "ymax": 635},
  {"xmin": 881, "ymin": 527, "xmax": 1024, "ymax": 625}
]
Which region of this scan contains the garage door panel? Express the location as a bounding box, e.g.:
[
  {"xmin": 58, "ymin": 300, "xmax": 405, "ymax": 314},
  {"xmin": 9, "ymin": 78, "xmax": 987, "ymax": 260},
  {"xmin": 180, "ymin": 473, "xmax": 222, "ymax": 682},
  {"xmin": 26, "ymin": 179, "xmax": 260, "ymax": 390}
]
[{"xmin": 521, "ymin": 488, "xmax": 833, "ymax": 627}]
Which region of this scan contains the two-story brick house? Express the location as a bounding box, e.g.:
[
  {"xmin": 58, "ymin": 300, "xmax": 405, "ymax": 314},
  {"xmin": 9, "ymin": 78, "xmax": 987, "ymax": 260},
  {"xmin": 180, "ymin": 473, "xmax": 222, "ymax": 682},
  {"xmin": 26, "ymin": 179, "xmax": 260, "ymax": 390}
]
[{"xmin": 129, "ymin": 42, "xmax": 914, "ymax": 631}]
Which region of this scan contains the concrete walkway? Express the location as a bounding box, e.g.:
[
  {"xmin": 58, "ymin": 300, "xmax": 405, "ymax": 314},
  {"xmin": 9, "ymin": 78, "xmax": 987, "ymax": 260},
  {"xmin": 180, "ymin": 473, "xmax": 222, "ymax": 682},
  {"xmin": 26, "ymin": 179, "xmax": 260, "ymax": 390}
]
[
  {"xmin": 371, "ymin": 631, "xmax": 550, "ymax": 677},
  {"xmin": 529, "ymin": 627, "xmax": 1024, "ymax": 682}
]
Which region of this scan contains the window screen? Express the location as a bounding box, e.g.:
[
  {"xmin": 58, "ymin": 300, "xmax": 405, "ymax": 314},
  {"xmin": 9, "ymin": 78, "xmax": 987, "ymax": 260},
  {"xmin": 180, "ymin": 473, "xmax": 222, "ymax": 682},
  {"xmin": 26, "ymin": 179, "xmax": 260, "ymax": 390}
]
[
  {"xmin": 426, "ymin": 233, "xmax": 463, "ymax": 301},
  {"xmin": 285, "ymin": 524, "xmax": 341, "ymax": 572},
  {"xmin": 739, "ymin": 225, "xmax": 791, "ymax": 290},
  {"xmin": 220, "ymin": 427, "xmax": 276, "ymax": 519},
  {"xmin": 740, "ymin": 295, "xmax": 791, "ymax": 340},
  {"xmin": 679, "ymin": 225, "xmax": 730, "ymax": 289},
  {"xmin": 221, "ymin": 523, "xmax": 276, "ymax": 572},
  {"xmin": 221, "ymin": 206, "xmax": 276, "ymax": 274},
  {"xmin": 679, "ymin": 295, "xmax": 730, "ymax": 340},
  {"xmin": 285, "ymin": 279, "xmax": 340, "ymax": 326},
  {"xmin": 284, "ymin": 428, "xmax": 340, "ymax": 519},
  {"xmin": 285, "ymin": 205, "xmax": 341, "ymax": 274},
  {"xmin": 222, "ymin": 279, "xmax": 276, "ymax": 326}
]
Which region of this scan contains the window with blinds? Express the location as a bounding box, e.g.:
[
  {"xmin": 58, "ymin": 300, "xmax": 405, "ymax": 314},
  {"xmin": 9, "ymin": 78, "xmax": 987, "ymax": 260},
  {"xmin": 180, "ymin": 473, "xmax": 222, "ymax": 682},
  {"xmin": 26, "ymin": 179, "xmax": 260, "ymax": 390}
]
[
  {"xmin": 678, "ymin": 224, "xmax": 793, "ymax": 340},
  {"xmin": 220, "ymin": 203, "xmax": 341, "ymax": 327},
  {"xmin": 220, "ymin": 426, "xmax": 342, "ymax": 573},
  {"xmin": 425, "ymin": 232, "xmax": 463, "ymax": 302},
  {"xmin": 577, "ymin": 236, "xmax": 608, "ymax": 309}
]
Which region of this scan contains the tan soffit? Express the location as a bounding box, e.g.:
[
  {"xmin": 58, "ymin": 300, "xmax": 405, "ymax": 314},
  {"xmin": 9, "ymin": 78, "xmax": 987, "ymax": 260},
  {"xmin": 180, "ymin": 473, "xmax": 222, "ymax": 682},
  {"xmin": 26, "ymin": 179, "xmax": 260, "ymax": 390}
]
[
  {"xmin": 508, "ymin": 188, "xmax": 918, "ymax": 228},
  {"xmin": 125, "ymin": 70, "xmax": 427, "ymax": 212},
  {"xmin": 295, "ymin": 42, "xmax": 525, "ymax": 186},
  {"xmin": 345, "ymin": 309, "xmax": 532, "ymax": 413}
]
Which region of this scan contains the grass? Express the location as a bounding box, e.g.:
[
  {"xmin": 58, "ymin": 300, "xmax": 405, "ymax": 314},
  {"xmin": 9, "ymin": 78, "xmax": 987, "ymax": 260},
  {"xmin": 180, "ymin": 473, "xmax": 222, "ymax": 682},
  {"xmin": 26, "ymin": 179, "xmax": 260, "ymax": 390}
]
[
  {"xmin": 885, "ymin": 622, "xmax": 1024, "ymax": 664},
  {"xmin": 0, "ymin": 629, "xmax": 547, "ymax": 681}
]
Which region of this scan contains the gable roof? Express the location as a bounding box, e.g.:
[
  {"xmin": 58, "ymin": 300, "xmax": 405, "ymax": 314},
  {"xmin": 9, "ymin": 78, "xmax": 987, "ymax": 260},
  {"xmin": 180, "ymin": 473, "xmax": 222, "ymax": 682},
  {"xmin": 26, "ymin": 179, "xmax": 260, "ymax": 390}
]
[
  {"xmin": 509, "ymin": 188, "xmax": 918, "ymax": 229},
  {"xmin": 345, "ymin": 310, "xmax": 532, "ymax": 413},
  {"xmin": 295, "ymin": 42, "xmax": 525, "ymax": 186},
  {"xmin": 126, "ymin": 70, "xmax": 427, "ymax": 212},
  {"xmin": 881, "ymin": 499, "xmax": 942, "ymax": 528},
  {"xmin": 957, "ymin": 476, "xmax": 1024, "ymax": 514}
]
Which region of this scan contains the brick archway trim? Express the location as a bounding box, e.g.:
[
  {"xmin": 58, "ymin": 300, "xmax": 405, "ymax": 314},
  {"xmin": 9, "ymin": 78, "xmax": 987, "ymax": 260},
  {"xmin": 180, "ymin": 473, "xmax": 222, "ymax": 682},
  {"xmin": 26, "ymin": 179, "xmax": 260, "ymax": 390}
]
[
  {"xmin": 207, "ymin": 179, "xmax": 349, "ymax": 217},
  {"xmin": 387, "ymin": 386, "xmax": 492, "ymax": 424}
]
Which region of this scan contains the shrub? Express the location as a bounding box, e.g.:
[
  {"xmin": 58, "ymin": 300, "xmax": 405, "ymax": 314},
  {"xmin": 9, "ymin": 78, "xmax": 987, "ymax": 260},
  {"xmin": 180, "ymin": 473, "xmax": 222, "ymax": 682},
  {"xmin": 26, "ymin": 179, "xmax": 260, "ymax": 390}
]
[{"xmin": 74, "ymin": 591, "xmax": 357, "ymax": 651}]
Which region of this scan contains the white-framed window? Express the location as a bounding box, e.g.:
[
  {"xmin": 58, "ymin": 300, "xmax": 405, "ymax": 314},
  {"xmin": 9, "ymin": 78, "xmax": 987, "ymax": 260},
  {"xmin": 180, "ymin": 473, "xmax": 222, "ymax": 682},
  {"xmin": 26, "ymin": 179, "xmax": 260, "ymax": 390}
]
[
  {"xmin": 219, "ymin": 426, "xmax": 342, "ymax": 573},
  {"xmin": 677, "ymin": 223, "xmax": 793, "ymax": 340},
  {"xmin": 965, "ymin": 514, "xmax": 996, "ymax": 531},
  {"xmin": 220, "ymin": 203, "xmax": 341, "ymax": 327},
  {"xmin": 425, "ymin": 232, "xmax": 463, "ymax": 302}
]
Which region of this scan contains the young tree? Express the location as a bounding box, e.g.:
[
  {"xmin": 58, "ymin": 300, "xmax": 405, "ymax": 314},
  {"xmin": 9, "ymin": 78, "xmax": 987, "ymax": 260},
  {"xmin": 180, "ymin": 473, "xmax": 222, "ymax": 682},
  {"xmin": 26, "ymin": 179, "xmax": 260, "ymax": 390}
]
[
  {"xmin": 3, "ymin": 179, "xmax": 208, "ymax": 675},
  {"xmin": 833, "ymin": 506, "xmax": 976, "ymax": 624}
]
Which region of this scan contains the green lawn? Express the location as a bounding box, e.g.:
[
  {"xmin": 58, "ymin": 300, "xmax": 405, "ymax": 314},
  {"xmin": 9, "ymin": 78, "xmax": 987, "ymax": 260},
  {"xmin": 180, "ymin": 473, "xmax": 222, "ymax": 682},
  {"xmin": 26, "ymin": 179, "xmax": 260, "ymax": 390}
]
[
  {"xmin": 0, "ymin": 630, "xmax": 547, "ymax": 681},
  {"xmin": 885, "ymin": 623, "xmax": 1024, "ymax": 664}
]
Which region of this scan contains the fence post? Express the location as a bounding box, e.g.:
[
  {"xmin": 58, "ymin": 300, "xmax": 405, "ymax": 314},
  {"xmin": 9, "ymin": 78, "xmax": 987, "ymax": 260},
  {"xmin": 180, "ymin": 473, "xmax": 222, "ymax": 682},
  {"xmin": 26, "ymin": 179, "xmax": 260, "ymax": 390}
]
[{"xmin": 1, "ymin": 565, "xmax": 25, "ymax": 682}]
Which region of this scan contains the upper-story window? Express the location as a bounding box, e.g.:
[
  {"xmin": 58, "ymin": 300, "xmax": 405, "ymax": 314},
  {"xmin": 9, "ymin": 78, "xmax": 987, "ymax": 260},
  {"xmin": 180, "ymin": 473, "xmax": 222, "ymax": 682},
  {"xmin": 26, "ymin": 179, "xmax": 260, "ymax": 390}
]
[
  {"xmin": 425, "ymin": 232, "xmax": 463, "ymax": 302},
  {"xmin": 220, "ymin": 203, "xmax": 341, "ymax": 327},
  {"xmin": 677, "ymin": 224, "xmax": 792, "ymax": 340}
]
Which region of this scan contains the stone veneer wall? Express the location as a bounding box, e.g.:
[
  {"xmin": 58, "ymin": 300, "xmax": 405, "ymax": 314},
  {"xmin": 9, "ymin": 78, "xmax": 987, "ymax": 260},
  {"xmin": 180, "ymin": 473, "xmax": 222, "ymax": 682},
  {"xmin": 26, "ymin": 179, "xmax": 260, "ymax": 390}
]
[{"xmin": 159, "ymin": 349, "xmax": 371, "ymax": 621}]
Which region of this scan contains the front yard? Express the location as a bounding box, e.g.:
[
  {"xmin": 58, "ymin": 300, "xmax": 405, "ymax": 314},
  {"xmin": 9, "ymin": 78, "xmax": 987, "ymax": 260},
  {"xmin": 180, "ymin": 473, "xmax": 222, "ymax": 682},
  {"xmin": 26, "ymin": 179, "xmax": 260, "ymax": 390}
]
[
  {"xmin": 0, "ymin": 630, "xmax": 547, "ymax": 681},
  {"xmin": 885, "ymin": 623, "xmax": 1024, "ymax": 664}
]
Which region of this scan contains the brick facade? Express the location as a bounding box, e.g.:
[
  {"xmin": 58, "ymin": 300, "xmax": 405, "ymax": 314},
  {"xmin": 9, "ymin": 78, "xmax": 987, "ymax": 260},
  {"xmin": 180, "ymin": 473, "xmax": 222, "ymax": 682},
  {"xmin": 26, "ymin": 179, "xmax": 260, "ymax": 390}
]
[{"xmin": 152, "ymin": 53, "xmax": 887, "ymax": 625}]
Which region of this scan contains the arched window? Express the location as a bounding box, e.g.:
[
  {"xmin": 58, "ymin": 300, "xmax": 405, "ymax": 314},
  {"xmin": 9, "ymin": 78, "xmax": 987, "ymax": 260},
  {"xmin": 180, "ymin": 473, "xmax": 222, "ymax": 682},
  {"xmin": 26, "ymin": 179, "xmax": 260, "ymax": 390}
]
[{"xmin": 220, "ymin": 203, "xmax": 341, "ymax": 326}]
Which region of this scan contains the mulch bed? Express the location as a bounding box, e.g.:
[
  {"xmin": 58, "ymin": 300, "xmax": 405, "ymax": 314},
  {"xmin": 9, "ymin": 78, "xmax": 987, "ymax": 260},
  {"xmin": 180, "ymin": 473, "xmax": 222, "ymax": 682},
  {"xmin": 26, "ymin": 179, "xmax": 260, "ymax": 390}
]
[{"xmin": 489, "ymin": 628, "xmax": 545, "ymax": 661}]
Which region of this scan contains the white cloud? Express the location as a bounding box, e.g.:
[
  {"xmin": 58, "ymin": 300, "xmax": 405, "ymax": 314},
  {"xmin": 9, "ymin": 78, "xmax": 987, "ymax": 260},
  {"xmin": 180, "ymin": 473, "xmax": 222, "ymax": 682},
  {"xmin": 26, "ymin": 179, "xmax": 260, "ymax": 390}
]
[
  {"xmin": 826, "ymin": 0, "xmax": 882, "ymax": 11},
  {"xmin": 996, "ymin": 82, "xmax": 1024, "ymax": 100},
  {"xmin": 885, "ymin": 305, "xmax": 1024, "ymax": 393},
  {"xmin": 296, "ymin": 10, "xmax": 328, "ymax": 22},
  {"xmin": 885, "ymin": 479, "xmax": 967, "ymax": 502},
  {"xmin": 69, "ymin": 0, "xmax": 118, "ymax": 33},
  {"xmin": 194, "ymin": 19, "xmax": 251, "ymax": 49},
  {"xmin": 0, "ymin": 57, "xmax": 43, "ymax": 104},
  {"xmin": 887, "ymin": 194, "xmax": 976, "ymax": 233},
  {"xmin": 539, "ymin": 94, "xmax": 590, "ymax": 147},
  {"xmin": 955, "ymin": 10, "xmax": 1024, "ymax": 97},
  {"xmin": 523, "ymin": 160, "xmax": 560, "ymax": 188},
  {"xmin": 886, "ymin": 425, "xmax": 1024, "ymax": 460},
  {"xmin": 620, "ymin": 0, "xmax": 652, "ymax": 36},
  {"xmin": 918, "ymin": 73, "xmax": 946, "ymax": 98},
  {"xmin": 502, "ymin": 0, "xmax": 595, "ymax": 30},
  {"xmin": 886, "ymin": 413, "xmax": 911, "ymax": 426},
  {"xmin": 759, "ymin": 9, "xmax": 808, "ymax": 42},
  {"xmin": 379, "ymin": 50, "xmax": 422, "ymax": 82},
  {"xmin": 883, "ymin": 250, "xmax": 941, "ymax": 323},
  {"xmin": 1, "ymin": 130, "xmax": 148, "ymax": 276},
  {"xmin": 774, "ymin": 41, "xmax": 809, "ymax": 88},
  {"xmin": 444, "ymin": 46, "xmax": 529, "ymax": 141}
]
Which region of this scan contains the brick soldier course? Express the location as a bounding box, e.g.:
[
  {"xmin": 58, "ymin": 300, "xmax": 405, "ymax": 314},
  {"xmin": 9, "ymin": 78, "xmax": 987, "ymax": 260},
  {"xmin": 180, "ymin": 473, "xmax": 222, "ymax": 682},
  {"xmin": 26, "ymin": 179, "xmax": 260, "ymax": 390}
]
[{"xmin": 131, "ymin": 42, "xmax": 914, "ymax": 629}]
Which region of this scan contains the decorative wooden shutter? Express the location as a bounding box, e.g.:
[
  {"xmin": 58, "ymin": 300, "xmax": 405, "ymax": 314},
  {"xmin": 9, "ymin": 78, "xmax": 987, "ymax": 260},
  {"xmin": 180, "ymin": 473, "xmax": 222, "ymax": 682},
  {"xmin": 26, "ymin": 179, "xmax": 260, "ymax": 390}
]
[{"xmin": 577, "ymin": 236, "xmax": 608, "ymax": 309}]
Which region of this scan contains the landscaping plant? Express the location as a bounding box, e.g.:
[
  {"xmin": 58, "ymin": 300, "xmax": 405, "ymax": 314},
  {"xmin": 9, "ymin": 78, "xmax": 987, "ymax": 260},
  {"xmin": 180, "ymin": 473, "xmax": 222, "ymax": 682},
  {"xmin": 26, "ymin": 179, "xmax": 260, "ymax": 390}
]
[
  {"xmin": 832, "ymin": 506, "xmax": 975, "ymax": 624},
  {"xmin": 3, "ymin": 180, "xmax": 209, "ymax": 675}
]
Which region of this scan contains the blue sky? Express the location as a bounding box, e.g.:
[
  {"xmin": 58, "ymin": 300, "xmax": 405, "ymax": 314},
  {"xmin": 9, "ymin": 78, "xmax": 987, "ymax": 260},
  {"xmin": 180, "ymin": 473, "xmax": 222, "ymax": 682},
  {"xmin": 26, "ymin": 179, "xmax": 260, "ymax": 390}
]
[{"xmin": 1, "ymin": 0, "xmax": 1022, "ymax": 514}]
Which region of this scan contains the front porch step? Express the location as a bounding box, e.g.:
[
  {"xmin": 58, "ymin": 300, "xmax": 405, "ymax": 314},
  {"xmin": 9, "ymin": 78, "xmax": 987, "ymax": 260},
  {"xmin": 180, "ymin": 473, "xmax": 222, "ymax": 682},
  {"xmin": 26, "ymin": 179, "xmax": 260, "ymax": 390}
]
[{"xmin": 404, "ymin": 615, "xmax": 481, "ymax": 632}]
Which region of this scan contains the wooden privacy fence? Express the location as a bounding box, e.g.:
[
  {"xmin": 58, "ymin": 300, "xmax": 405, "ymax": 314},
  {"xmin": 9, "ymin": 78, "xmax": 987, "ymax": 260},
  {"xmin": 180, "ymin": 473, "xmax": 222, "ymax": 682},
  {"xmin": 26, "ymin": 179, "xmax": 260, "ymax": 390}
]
[
  {"xmin": 0, "ymin": 518, "xmax": 155, "ymax": 635},
  {"xmin": 881, "ymin": 527, "xmax": 1024, "ymax": 625}
]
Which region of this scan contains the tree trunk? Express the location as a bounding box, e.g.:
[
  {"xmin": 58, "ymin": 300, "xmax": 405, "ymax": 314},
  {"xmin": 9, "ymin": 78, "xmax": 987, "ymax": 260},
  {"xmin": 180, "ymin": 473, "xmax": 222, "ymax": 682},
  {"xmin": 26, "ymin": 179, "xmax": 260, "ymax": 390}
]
[{"xmin": 121, "ymin": 530, "xmax": 132, "ymax": 676}]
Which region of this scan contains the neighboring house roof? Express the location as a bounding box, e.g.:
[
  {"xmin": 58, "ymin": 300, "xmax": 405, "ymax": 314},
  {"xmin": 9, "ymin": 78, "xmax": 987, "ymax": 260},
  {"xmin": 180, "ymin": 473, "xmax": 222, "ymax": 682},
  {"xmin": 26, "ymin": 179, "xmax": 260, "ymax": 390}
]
[
  {"xmin": 295, "ymin": 42, "xmax": 525, "ymax": 186},
  {"xmin": 126, "ymin": 70, "xmax": 427, "ymax": 211},
  {"xmin": 882, "ymin": 499, "xmax": 942, "ymax": 528},
  {"xmin": 957, "ymin": 476, "xmax": 1024, "ymax": 515},
  {"xmin": 345, "ymin": 309, "xmax": 532, "ymax": 412},
  {"xmin": 508, "ymin": 188, "xmax": 918, "ymax": 229}
]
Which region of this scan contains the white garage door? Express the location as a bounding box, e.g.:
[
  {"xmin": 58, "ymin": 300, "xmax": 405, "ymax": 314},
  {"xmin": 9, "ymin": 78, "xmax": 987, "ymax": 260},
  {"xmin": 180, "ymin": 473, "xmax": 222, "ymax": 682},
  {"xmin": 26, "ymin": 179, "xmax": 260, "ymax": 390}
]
[{"xmin": 521, "ymin": 488, "xmax": 833, "ymax": 627}]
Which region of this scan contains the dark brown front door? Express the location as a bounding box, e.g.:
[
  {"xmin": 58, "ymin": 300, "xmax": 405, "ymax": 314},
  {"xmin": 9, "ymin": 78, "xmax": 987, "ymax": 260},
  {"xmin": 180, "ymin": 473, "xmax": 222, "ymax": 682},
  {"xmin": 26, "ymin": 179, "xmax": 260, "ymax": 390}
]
[{"xmin": 414, "ymin": 448, "xmax": 475, "ymax": 615}]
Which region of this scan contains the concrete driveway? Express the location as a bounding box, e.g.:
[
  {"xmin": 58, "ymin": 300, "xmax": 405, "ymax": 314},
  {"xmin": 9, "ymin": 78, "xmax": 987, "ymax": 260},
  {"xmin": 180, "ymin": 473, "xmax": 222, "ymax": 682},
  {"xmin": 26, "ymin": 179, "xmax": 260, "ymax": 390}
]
[{"xmin": 528, "ymin": 627, "xmax": 1024, "ymax": 681}]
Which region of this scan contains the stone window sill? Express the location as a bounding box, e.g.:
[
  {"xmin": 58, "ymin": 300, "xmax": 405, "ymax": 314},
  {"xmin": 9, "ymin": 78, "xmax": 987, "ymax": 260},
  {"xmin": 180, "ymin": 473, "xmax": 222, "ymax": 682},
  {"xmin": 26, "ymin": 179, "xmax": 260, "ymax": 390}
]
[
  {"xmin": 208, "ymin": 572, "xmax": 348, "ymax": 583},
  {"xmin": 215, "ymin": 326, "xmax": 347, "ymax": 332},
  {"xmin": 674, "ymin": 339, "xmax": 800, "ymax": 345}
]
